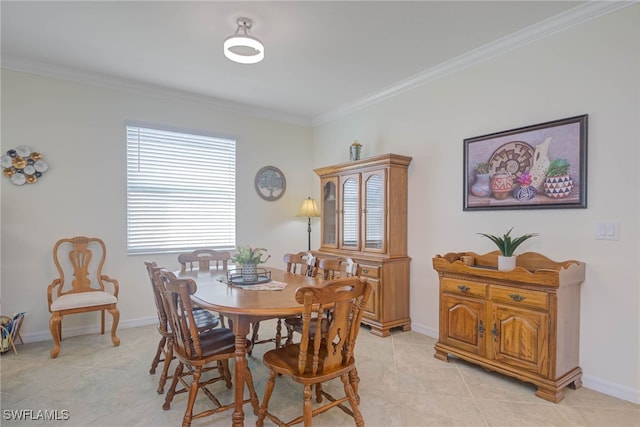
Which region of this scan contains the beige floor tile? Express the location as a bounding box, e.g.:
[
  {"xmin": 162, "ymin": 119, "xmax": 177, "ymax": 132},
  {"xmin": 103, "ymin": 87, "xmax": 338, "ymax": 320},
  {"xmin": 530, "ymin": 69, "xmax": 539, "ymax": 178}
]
[{"xmin": 1, "ymin": 322, "xmax": 637, "ymax": 427}]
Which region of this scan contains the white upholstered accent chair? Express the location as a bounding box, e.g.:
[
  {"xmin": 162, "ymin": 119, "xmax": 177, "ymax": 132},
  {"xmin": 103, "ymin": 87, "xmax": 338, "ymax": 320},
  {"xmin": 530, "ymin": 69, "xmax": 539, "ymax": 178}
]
[{"xmin": 47, "ymin": 236, "xmax": 120, "ymax": 358}]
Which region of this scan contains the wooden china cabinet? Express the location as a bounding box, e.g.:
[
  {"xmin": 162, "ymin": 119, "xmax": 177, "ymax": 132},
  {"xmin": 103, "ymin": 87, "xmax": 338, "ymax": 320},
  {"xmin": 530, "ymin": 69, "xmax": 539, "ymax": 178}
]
[
  {"xmin": 432, "ymin": 251, "xmax": 585, "ymax": 402},
  {"xmin": 313, "ymin": 153, "xmax": 412, "ymax": 337}
]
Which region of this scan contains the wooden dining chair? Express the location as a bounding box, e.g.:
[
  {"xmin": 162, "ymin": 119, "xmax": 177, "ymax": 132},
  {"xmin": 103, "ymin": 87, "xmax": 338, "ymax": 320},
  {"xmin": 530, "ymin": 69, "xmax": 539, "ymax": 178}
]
[
  {"xmin": 178, "ymin": 249, "xmax": 231, "ymax": 272},
  {"xmin": 177, "ymin": 249, "xmax": 229, "ymax": 328},
  {"xmin": 47, "ymin": 236, "xmax": 120, "ymax": 358},
  {"xmin": 318, "ymin": 257, "xmax": 360, "ymax": 279},
  {"xmin": 249, "ymin": 252, "xmax": 319, "ymax": 354},
  {"xmin": 256, "ymin": 277, "xmax": 371, "ymax": 427},
  {"xmin": 157, "ymin": 269, "xmax": 260, "ymax": 427},
  {"xmin": 284, "ymin": 256, "xmax": 359, "ymax": 346},
  {"xmin": 144, "ymin": 261, "xmax": 220, "ymax": 394}
]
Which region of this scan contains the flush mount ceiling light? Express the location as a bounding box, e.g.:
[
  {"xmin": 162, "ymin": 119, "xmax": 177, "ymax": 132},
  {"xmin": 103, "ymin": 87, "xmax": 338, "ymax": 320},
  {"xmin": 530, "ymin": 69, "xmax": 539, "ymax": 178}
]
[{"xmin": 223, "ymin": 17, "xmax": 264, "ymax": 64}]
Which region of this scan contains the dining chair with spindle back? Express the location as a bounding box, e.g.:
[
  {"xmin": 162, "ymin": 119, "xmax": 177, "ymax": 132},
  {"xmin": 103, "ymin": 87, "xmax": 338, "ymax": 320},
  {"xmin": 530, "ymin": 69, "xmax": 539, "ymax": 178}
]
[
  {"xmin": 145, "ymin": 261, "xmax": 220, "ymax": 394},
  {"xmin": 158, "ymin": 268, "xmax": 259, "ymax": 427},
  {"xmin": 256, "ymin": 277, "xmax": 372, "ymax": 427}
]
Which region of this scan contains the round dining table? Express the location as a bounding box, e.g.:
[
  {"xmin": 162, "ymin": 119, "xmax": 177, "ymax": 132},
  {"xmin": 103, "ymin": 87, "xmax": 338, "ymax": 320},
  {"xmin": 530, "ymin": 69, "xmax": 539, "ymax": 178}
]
[{"xmin": 176, "ymin": 266, "xmax": 326, "ymax": 427}]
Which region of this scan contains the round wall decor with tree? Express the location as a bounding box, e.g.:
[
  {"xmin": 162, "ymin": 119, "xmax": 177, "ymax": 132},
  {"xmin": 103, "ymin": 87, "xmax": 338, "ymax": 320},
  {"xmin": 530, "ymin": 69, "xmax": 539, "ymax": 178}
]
[{"xmin": 254, "ymin": 166, "xmax": 286, "ymax": 201}]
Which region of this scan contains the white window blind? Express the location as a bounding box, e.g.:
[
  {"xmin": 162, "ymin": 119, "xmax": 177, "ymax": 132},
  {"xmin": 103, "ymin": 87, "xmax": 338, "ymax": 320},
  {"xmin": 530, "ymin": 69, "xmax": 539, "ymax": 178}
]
[{"xmin": 126, "ymin": 125, "xmax": 236, "ymax": 255}]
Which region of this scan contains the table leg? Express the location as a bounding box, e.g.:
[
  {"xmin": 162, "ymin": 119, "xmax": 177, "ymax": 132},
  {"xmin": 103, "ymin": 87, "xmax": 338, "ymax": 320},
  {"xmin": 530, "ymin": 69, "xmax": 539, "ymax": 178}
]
[{"xmin": 232, "ymin": 318, "xmax": 250, "ymax": 427}]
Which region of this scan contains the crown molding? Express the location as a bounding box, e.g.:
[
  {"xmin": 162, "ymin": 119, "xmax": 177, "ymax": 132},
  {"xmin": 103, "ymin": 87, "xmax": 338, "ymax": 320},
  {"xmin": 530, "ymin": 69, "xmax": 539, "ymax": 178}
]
[
  {"xmin": 2, "ymin": 1, "xmax": 634, "ymax": 128},
  {"xmin": 1, "ymin": 56, "xmax": 312, "ymax": 127},
  {"xmin": 312, "ymin": 1, "xmax": 637, "ymax": 126}
]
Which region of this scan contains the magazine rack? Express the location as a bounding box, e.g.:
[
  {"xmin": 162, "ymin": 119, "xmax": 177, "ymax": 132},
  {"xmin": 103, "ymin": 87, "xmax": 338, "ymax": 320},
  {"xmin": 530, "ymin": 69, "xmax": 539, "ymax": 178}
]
[{"xmin": 1, "ymin": 312, "xmax": 25, "ymax": 355}]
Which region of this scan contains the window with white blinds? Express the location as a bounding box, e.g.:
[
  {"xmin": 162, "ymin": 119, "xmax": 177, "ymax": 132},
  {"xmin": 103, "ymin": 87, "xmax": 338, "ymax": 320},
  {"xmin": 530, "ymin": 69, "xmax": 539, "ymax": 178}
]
[{"xmin": 126, "ymin": 125, "xmax": 236, "ymax": 255}]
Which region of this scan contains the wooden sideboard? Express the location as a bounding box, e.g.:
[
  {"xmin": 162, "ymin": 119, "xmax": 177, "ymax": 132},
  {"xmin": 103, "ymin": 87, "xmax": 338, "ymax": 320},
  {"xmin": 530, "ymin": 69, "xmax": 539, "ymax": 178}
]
[
  {"xmin": 314, "ymin": 154, "xmax": 412, "ymax": 337},
  {"xmin": 432, "ymin": 251, "xmax": 585, "ymax": 403}
]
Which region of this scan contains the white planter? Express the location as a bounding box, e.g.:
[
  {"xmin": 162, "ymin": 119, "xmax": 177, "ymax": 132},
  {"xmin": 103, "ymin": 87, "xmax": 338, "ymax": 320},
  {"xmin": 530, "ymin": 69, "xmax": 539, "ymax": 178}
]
[{"xmin": 498, "ymin": 256, "xmax": 516, "ymax": 271}]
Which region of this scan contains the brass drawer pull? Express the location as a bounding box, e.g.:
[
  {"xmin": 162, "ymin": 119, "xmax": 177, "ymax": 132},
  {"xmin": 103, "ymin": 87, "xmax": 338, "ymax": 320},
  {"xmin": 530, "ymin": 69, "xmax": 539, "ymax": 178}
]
[
  {"xmin": 362, "ymin": 268, "xmax": 368, "ymax": 274},
  {"xmin": 457, "ymin": 285, "xmax": 470, "ymax": 292},
  {"xmin": 509, "ymin": 293, "xmax": 526, "ymax": 302}
]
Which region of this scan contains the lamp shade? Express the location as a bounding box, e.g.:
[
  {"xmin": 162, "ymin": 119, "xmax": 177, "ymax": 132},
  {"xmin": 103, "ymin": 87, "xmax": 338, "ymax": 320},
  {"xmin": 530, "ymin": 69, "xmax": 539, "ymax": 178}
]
[{"xmin": 297, "ymin": 197, "xmax": 320, "ymax": 217}]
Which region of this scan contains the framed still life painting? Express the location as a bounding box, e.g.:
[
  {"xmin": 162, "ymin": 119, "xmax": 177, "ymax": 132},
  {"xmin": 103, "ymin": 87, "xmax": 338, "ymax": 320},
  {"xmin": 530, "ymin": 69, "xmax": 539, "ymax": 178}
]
[{"xmin": 463, "ymin": 114, "xmax": 588, "ymax": 211}]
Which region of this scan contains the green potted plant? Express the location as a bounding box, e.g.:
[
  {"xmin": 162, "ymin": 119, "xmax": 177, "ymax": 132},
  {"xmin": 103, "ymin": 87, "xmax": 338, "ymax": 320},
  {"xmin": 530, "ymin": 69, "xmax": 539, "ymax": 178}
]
[
  {"xmin": 231, "ymin": 245, "xmax": 270, "ymax": 281},
  {"xmin": 478, "ymin": 227, "xmax": 538, "ymax": 271},
  {"xmin": 544, "ymin": 159, "xmax": 573, "ymax": 199}
]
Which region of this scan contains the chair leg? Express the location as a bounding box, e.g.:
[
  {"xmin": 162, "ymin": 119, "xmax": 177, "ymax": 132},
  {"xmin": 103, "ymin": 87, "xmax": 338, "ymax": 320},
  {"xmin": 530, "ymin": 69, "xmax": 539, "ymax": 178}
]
[
  {"xmin": 244, "ymin": 364, "xmax": 260, "ymax": 415},
  {"xmin": 248, "ymin": 321, "xmax": 260, "ymax": 356},
  {"xmin": 275, "ymin": 318, "xmax": 282, "ymax": 349},
  {"xmin": 163, "ymin": 362, "xmax": 184, "ymax": 410},
  {"xmin": 150, "ymin": 336, "xmax": 166, "ymax": 374},
  {"xmin": 100, "ymin": 309, "xmax": 105, "ymax": 335},
  {"xmin": 303, "ymin": 384, "xmax": 313, "ymax": 426},
  {"xmin": 349, "ymin": 368, "xmax": 361, "ymax": 404},
  {"xmin": 49, "ymin": 314, "xmax": 62, "ymax": 358},
  {"xmin": 182, "ymin": 366, "xmax": 202, "ymax": 427},
  {"xmin": 108, "ymin": 307, "xmax": 120, "ymax": 346},
  {"xmin": 256, "ymin": 370, "xmax": 277, "ymax": 427},
  {"xmin": 341, "ymin": 373, "xmax": 364, "ymax": 427},
  {"xmin": 158, "ymin": 338, "xmax": 174, "ymax": 394}
]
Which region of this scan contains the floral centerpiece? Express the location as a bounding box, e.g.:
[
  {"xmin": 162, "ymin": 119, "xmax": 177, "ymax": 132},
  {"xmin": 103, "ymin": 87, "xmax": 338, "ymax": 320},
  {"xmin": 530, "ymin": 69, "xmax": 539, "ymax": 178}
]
[{"xmin": 231, "ymin": 246, "xmax": 270, "ymax": 281}]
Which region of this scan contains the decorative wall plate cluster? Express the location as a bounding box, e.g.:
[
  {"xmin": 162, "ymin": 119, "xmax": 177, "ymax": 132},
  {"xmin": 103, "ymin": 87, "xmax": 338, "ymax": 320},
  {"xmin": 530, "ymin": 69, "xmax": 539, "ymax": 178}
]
[{"xmin": 1, "ymin": 145, "xmax": 48, "ymax": 185}]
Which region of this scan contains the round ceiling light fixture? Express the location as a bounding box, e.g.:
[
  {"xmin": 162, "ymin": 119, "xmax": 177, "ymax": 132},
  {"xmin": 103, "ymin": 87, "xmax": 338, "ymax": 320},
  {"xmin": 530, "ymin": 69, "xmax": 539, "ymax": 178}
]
[{"xmin": 223, "ymin": 17, "xmax": 264, "ymax": 64}]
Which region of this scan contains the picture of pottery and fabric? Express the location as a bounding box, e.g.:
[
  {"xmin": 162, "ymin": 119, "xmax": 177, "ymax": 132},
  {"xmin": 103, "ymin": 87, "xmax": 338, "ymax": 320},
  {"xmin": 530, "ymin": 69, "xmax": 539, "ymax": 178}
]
[{"xmin": 463, "ymin": 115, "xmax": 587, "ymax": 210}]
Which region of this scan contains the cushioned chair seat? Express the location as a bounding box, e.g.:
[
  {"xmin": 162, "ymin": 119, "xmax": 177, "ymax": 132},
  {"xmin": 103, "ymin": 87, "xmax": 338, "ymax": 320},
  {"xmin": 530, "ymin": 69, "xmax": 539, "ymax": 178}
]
[{"xmin": 50, "ymin": 291, "xmax": 117, "ymax": 311}]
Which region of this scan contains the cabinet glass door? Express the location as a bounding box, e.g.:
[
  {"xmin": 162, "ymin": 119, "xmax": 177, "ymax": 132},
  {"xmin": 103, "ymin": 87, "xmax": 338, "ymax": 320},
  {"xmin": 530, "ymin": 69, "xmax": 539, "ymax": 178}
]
[
  {"xmin": 321, "ymin": 179, "xmax": 338, "ymax": 248},
  {"xmin": 363, "ymin": 171, "xmax": 385, "ymax": 251},
  {"xmin": 340, "ymin": 175, "xmax": 360, "ymax": 249}
]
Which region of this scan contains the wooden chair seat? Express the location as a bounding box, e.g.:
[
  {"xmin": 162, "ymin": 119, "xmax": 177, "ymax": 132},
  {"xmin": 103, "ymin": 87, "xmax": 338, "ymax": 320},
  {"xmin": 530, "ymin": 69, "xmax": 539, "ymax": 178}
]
[
  {"xmin": 47, "ymin": 236, "xmax": 120, "ymax": 358},
  {"xmin": 257, "ymin": 277, "xmax": 371, "ymax": 427},
  {"xmin": 50, "ymin": 291, "xmax": 117, "ymax": 310}
]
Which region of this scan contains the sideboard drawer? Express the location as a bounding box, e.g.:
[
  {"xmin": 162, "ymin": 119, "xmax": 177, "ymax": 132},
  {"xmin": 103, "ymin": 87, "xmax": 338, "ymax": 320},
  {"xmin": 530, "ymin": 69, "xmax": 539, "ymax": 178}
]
[
  {"xmin": 490, "ymin": 286, "xmax": 548, "ymax": 310},
  {"xmin": 359, "ymin": 264, "xmax": 380, "ymax": 279},
  {"xmin": 441, "ymin": 278, "xmax": 486, "ymax": 298}
]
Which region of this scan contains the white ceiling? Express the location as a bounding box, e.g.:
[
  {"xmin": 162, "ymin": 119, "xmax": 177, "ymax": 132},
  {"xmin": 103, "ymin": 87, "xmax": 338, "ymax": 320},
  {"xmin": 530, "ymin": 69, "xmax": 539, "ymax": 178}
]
[{"xmin": 1, "ymin": 1, "xmax": 625, "ymax": 125}]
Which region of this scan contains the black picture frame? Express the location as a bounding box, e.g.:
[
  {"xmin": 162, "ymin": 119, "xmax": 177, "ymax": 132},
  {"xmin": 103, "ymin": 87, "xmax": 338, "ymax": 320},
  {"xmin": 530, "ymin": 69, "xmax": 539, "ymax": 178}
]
[{"xmin": 463, "ymin": 114, "xmax": 588, "ymax": 211}]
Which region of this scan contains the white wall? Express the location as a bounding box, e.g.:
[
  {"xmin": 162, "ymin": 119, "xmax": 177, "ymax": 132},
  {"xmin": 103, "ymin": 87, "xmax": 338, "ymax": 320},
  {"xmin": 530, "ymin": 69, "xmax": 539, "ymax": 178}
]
[
  {"xmin": 0, "ymin": 69, "xmax": 314, "ymax": 340},
  {"xmin": 312, "ymin": 7, "xmax": 640, "ymax": 403}
]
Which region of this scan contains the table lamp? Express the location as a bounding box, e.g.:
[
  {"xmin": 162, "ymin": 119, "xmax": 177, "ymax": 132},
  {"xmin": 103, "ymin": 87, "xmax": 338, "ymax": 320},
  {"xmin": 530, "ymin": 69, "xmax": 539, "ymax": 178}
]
[{"xmin": 296, "ymin": 197, "xmax": 320, "ymax": 251}]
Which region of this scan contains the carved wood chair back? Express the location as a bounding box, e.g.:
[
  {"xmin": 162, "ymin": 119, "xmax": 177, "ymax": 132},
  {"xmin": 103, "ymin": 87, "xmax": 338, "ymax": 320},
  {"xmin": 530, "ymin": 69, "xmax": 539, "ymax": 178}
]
[
  {"xmin": 318, "ymin": 257, "xmax": 360, "ymax": 280},
  {"xmin": 283, "ymin": 252, "xmax": 317, "ymax": 276},
  {"xmin": 178, "ymin": 249, "xmax": 231, "ymax": 272}
]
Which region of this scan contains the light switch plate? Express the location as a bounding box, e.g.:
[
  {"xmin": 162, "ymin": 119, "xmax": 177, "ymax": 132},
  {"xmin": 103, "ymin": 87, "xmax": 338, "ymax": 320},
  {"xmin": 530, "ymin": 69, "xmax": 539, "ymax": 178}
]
[{"xmin": 596, "ymin": 221, "xmax": 619, "ymax": 240}]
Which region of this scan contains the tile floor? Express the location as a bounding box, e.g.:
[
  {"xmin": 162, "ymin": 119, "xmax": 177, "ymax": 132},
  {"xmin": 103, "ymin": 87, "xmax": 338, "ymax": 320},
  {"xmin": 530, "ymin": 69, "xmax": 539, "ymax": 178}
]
[{"xmin": 1, "ymin": 320, "xmax": 638, "ymax": 426}]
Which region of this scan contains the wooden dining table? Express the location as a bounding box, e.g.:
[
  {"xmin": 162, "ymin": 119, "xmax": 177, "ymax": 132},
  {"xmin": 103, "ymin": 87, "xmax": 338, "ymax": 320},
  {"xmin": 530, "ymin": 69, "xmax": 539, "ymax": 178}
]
[{"xmin": 176, "ymin": 266, "xmax": 326, "ymax": 427}]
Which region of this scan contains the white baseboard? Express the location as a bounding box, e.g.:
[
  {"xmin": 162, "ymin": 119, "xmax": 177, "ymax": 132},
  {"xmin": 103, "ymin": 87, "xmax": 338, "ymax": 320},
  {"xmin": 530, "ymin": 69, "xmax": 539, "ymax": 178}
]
[
  {"xmin": 19, "ymin": 316, "xmax": 157, "ymax": 344},
  {"xmin": 409, "ymin": 321, "xmax": 640, "ymax": 405},
  {"xmin": 582, "ymin": 374, "xmax": 640, "ymax": 404}
]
